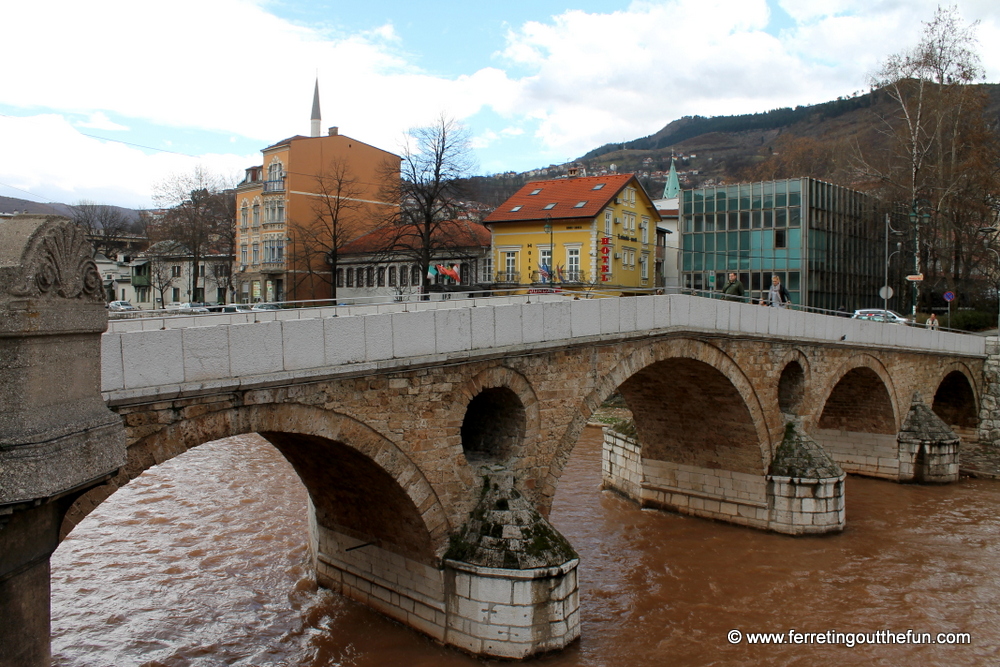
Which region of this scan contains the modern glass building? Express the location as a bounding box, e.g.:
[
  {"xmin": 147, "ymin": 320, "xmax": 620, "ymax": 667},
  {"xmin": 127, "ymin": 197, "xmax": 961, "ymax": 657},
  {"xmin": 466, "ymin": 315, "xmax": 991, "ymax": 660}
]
[{"xmin": 680, "ymin": 178, "xmax": 883, "ymax": 311}]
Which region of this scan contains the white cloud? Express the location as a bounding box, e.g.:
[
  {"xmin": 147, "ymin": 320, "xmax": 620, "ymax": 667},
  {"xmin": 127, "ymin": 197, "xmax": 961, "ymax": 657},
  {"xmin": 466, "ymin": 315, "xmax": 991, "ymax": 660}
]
[{"xmin": 76, "ymin": 112, "xmax": 129, "ymax": 132}]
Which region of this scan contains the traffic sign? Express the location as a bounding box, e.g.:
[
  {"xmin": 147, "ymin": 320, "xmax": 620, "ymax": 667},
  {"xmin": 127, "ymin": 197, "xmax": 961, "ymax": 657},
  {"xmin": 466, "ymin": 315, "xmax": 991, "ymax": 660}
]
[
  {"xmin": 943, "ymin": 291, "xmax": 956, "ymax": 302},
  {"xmin": 906, "ymin": 274, "xmax": 924, "ymax": 282},
  {"xmin": 879, "ymin": 286, "xmax": 894, "ymax": 300}
]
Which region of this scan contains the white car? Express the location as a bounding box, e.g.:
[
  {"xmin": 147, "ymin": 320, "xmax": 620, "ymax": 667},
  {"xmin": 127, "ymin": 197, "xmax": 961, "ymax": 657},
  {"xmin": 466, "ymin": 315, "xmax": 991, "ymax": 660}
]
[
  {"xmin": 852, "ymin": 309, "xmax": 912, "ymax": 325},
  {"xmin": 107, "ymin": 300, "xmax": 138, "ymax": 312},
  {"xmin": 168, "ymin": 302, "xmax": 210, "ymax": 314}
]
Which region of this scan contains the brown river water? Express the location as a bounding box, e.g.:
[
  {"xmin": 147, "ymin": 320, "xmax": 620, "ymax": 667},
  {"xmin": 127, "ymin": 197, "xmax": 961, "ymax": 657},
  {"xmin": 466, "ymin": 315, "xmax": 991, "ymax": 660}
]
[{"xmin": 52, "ymin": 428, "xmax": 1000, "ymax": 666}]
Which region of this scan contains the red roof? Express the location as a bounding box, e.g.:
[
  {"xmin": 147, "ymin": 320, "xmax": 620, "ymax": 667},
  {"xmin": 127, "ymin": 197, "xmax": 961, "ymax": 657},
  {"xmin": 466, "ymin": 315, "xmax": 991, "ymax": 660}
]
[
  {"xmin": 484, "ymin": 173, "xmax": 660, "ymax": 224},
  {"xmin": 340, "ymin": 219, "xmax": 491, "ymax": 255}
]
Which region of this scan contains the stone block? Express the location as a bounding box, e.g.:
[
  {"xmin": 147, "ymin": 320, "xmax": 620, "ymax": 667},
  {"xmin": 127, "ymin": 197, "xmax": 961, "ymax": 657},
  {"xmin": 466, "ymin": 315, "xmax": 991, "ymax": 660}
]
[
  {"xmin": 101, "ymin": 332, "xmax": 124, "ymax": 392},
  {"xmin": 688, "ymin": 296, "xmax": 716, "ymax": 330},
  {"xmin": 542, "ymin": 301, "xmax": 572, "ymax": 341},
  {"xmin": 522, "ymin": 303, "xmax": 545, "ymax": 343},
  {"xmin": 653, "ymin": 294, "xmax": 671, "ymax": 328},
  {"xmin": 435, "ymin": 308, "xmax": 473, "ymax": 355},
  {"xmin": 182, "ymin": 324, "xmax": 232, "ymax": 382},
  {"xmin": 122, "ymin": 329, "xmax": 184, "ymax": 389},
  {"xmin": 364, "ymin": 313, "xmax": 394, "ymax": 361},
  {"xmin": 599, "ymin": 298, "xmax": 620, "ymax": 334},
  {"xmin": 228, "ymin": 321, "xmax": 283, "ymax": 377},
  {"xmin": 619, "ymin": 297, "xmax": 637, "ymax": 332},
  {"xmin": 636, "ymin": 296, "xmax": 654, "ymax": 331},
  {"xmin": 281, "ymin": 318, "xmax": 325, "ymax": 371},
  {"xmin": 469, "ymin": 576, "xmax": 513, "ymax": 605},
  {"xmin": 470, "ymin": 306, "xmax": 496, "ymax": 349},
  {"xmin": 494, "ymin": 305, "xmax": 523, "ymax": 347},
  {"xmin": 570, "ymin": 298, "xmax": 601, "ymax": 337},
  {"xmin": 392, "ymin": 310, "xmax": 435, "ymax": 358}
]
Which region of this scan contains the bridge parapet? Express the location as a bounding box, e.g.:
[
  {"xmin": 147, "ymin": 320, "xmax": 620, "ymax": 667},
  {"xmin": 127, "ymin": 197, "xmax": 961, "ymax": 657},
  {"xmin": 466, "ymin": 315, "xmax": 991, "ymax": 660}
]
[{"xmin": 102, "ymin": 295, "xmax": 985, "ymax": 402}]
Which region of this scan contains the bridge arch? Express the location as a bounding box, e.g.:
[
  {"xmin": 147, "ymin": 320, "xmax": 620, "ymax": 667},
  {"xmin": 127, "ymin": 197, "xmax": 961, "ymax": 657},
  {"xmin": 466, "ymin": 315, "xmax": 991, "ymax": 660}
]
[
  {"xmin": 931, "ymin": 363, "xmax": 980, "ymax": 436},
  {"xmin": 812, "ymin": 355, "xmax": 900, "ymax": 434},
  {"xmin": 61, "ymin": 403, "xmax": 449, "ymax": 562},
  {"xmin": 455, "ymin": 366, "xmax": 541, "ymax": 466},
  {"xmin": 540, "ymin": 338, "xmax": 771, "ymax": 510},
  {"xmin": 776, "ymin": 349, "xmax": 811, "ymax": 416}
]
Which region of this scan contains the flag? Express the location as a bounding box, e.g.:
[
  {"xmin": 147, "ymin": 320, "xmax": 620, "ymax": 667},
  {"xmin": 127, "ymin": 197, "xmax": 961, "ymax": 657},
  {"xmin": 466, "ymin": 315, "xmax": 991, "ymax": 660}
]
[
  {"xmin": 539, "ymin": 263, "xmax": 550, "ymax": 281},
  {"xmin": 452, "ymin": 264, "xmax": 461, "ymax": 285},
  {"xmin": 555, "ymin": 264, "xmax": 565, "ymax": 281},
  {"xmin": 427, "ymin": 265, "xmax": 438, "ymax": 279}
]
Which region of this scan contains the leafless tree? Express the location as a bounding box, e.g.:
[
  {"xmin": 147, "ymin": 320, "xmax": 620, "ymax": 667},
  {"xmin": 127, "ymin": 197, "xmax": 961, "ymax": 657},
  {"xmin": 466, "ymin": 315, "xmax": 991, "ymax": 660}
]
[
  {"xmin": 287, "ymin": 159, "xmax": 368, "ymax": 301},
  {"xmin": 71, "ymin": 201, "xmax": 134, "ymax": 257},
  {"xmin": 152, "ymin": 166, "xmax": 236, "ymax": 302},
  {"xmin": 376, "ymin": 115, "xmax": 478, "ymax": 296},
  {"xmin": 145, "ymin": 250, "xmax": 177, "ymax": 309}
]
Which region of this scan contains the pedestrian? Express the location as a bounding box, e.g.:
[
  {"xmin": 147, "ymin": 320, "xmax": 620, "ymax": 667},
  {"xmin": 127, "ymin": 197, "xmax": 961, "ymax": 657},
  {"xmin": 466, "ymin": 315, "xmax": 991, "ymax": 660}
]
[
  {"xmin": 721, "ymin": 272, "xmax": 745, "ymax": 302},
  {"xmin": 926, "ymin": 313, "xmax": 939, "ymax": 330},
  {"xmin": 768, "ymin": 275, "xmax": 791, "ymax": 308}
]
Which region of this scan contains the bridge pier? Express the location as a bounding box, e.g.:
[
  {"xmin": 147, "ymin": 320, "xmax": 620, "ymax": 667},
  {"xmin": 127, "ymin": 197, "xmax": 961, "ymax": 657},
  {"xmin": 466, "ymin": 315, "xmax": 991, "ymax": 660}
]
[
  {"xmin": 602, "ymin": 423, "xmax": 846, "ymax": 535},
  {"xmin": 0, "ymin": 216, "xmax": 126, "ymax": 667},
  {"xmin": 310, "ymin": 466, "xmax": 579, "ymax": 659}
]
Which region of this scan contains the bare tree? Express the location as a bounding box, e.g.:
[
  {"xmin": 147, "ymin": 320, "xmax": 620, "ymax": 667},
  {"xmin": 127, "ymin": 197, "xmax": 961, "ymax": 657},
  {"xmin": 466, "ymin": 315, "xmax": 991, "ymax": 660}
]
[
  {"xmin": 145, "ymin": 250, "xmax": 177, "ymax": 309},
  {"xmin": 376, "ymin": 115, "xmax": 478, "ymax": 296},
  {"xmin": 287, "ymin": 159, "xmax": 368, "ymax": 301},
  {"xmin": 854, "ymin": 5, "xmax": 998, "ymax": 312},
  {"xmin": 152, "ymin": 166, "xmax": 235, "ymax": 303},
  {"xmin": 71, "ymin": 201, "xmax": 134, "ymax": 257}
]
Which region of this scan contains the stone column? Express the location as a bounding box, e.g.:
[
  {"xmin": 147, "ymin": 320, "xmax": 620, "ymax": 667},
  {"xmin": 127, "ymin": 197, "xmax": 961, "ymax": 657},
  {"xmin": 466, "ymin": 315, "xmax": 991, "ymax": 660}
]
[
  {"xmin": 0, "ymin": 216, "xmax": 126, "ymax": 667},
  {"xmin": 442, "ymin": 465, "xmax": 580, "ymax": 659},
  {"xmin": 978, "ymin": 339, "xmax": 1000, "ymax": 447},
  {"xmin": 898, "ymin": 392, "xmax": 960, "ymax": 483},
  {"xmin": 767, "ymin": 422, "xmax": 846, "ymax": 535}
]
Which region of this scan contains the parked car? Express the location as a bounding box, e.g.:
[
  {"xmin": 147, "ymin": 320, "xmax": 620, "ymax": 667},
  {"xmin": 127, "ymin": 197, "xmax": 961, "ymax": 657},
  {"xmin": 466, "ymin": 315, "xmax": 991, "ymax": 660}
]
[
  {"xmin": 167, "ymin": 302, "xmax": 210, "ymax": 314},
  {"xmin": 107, "ymin": 300, "xmax": 138, "ymax": 312},
  {"xmin": 251, "ymin": 302, "xmax": 281, "ymax": 311},
  {"xmin": 221, "ymin": 304, "xmax": 253, "ymax": 313},
  {"xmin": 852, "ymin": 309, "xmax": 912, "ymax": 325}
]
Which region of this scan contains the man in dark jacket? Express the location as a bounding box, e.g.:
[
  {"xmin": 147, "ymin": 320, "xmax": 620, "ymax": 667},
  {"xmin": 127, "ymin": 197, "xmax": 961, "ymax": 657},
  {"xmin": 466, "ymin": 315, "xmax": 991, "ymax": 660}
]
[{"xmin": 722, "ymin": 272, "xmax": 745, "ymax": 302}]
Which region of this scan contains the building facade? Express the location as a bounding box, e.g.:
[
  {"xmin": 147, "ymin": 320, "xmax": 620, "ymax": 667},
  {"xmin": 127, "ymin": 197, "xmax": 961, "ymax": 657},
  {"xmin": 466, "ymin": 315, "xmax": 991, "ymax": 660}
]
[
  {"xmin": 680, "ymin": 177, "xmax": 883, "ymax": 310},
  {"xmin": 234, "ymin": 84, "xmax": 400, "ymax": 303},
  {"xmin": 484, "ymin": 172, "xmax": 662, "ymax": 294}
]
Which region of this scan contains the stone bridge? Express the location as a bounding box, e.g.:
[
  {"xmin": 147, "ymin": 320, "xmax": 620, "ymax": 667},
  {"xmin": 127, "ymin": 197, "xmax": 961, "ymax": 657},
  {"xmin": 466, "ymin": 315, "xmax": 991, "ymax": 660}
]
[{"xmin": 1, "ymin": 216, "xmax": 993, "ymax": 664}]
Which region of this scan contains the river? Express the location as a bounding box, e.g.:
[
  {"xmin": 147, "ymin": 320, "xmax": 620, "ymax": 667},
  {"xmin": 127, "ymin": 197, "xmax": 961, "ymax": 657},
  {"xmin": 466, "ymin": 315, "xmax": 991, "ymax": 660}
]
[{"xmin": 51, "ymin": 428, "xmax": 1000, "ymax": 666}]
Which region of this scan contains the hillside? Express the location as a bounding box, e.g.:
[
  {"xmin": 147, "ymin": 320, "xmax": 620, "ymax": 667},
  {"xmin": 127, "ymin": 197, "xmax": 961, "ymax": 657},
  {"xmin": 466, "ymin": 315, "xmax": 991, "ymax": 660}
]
[{"xmin": 547, "ymin": 83, "xmax": 1000, "ymax": 194}]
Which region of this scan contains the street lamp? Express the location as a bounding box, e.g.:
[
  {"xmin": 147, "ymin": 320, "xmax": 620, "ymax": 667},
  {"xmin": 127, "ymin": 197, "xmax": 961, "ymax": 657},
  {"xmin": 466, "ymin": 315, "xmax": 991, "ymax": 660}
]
[
  {"xmin": 979, "ymin": 227, "xmax": 1000, "ymax": 336},
  {"xmin": 908, "ymin": 202, "xmax": 932, "ymax": 316},
  {"xmin": 883, "ymin": 213, "xmax": 905, "ymax": 313},
  {"xmin": 543, "ymin": 215, "xmax": 555, "ymax": 285}
]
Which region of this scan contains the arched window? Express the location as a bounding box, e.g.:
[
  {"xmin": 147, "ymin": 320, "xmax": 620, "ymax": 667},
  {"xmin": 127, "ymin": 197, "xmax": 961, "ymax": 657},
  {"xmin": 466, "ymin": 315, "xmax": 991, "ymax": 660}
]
[
  {"xmin": 388, "ymin": 266, "xmax": 397, "ymax": 286},
  {"xmin": 400, "ymin": 266, "xmax": 408, "ymax": 286},
  {"xmin": 412, "ymin": 265, "xmax": 421, "ymax": 285},
  {"xmin": 377, "ymin": 267, "xmax": 386, "ymax": 287}
]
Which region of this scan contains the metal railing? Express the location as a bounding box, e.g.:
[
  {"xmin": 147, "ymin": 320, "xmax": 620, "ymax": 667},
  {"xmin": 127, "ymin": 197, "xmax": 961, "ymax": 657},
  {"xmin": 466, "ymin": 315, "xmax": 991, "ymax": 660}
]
[{"xmin": 263, "ymin": 178, "xmax": 285, "ymax": 193}]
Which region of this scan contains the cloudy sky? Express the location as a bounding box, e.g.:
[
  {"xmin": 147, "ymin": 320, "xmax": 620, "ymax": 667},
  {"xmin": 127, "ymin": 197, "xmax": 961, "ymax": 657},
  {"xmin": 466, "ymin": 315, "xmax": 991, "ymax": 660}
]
[{"xmin": 2, "ymin": 0, "xmax": 999, "ymax": 209}]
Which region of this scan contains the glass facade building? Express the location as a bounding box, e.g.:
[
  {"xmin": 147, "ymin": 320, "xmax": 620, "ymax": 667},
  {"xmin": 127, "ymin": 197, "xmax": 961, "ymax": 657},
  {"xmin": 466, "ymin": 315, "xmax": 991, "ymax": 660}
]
[{"xmin": 680, "ymin": 178, "xmax": 882, "ymax": 311}]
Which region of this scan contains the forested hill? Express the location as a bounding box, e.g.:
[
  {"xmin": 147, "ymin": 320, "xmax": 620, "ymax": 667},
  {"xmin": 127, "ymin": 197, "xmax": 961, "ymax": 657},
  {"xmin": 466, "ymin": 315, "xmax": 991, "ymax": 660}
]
[{"xmin": 582, "ymin": 93, "xmax": 880, "ymax": 160}]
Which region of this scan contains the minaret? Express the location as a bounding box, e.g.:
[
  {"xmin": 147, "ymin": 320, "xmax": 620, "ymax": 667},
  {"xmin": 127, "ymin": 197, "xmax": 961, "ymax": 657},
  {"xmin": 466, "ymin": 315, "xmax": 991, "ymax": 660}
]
[
  {"xmin": 663, "ymin": 155, "xmax": 680, "ymax": 200},
  {"xmin": 310, "ymin": 78, "xmax": 321, "ymax": 138}
]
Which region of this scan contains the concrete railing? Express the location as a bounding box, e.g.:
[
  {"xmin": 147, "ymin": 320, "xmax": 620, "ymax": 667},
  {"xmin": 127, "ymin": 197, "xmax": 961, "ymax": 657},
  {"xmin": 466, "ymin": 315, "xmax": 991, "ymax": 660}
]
[{"xmin": 101, "ymin": 294, "xmax": 986, "ymax": 399}]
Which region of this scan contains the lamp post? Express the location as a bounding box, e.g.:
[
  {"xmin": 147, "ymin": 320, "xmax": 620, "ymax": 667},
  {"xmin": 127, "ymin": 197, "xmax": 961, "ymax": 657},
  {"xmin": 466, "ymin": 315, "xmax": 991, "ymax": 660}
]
[
  {"xmin": 543, "ymin": 215, "xmax": 554, "ymax": 285},
  {"xmin": 883, "ymin": 213, "xmax": 905, "ymax": 313},
  {"xmin": 908, "ymin": 202, "xmax": 932, "ymax": 316},
  {"xmin": 979, "ymin": 227, "xmax": 1000, "ymax": 336}
]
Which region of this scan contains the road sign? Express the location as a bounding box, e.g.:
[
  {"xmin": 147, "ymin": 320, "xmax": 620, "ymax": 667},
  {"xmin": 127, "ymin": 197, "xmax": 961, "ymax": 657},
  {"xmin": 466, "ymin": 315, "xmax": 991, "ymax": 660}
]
[
  {"xmin": 906, "ymin": 274, "xmax": 924, "ymax": 282},
  {"xmin": 879, "ymin": 286, "xmax": 894, "ymax": 300},
  {"xmin": 943, "ymin": 291, "xmax": 956, "ymax": 302}
]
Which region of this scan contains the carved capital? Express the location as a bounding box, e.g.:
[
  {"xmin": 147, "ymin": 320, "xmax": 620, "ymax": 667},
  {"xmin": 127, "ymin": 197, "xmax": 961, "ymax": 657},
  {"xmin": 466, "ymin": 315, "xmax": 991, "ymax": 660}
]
[{"xmin": 4, "ymin": 216, "xmax": 104, "ymax": 302}]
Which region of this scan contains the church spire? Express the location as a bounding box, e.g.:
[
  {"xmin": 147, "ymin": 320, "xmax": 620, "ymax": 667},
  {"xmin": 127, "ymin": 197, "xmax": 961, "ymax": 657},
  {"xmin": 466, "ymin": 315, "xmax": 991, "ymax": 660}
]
[
  {"xmin": 310, "ymin": 78, "xmax": 321, "ymax": 138},
  {"xmin": 663, "ymin": 155, "xmax": 680, "ymax": 200}
]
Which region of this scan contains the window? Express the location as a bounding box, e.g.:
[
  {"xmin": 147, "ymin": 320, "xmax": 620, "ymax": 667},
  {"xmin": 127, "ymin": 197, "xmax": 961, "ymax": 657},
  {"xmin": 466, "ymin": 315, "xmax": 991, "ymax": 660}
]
[
  {"xmin": 171, "ymin": 287, "xmax": 180, "ymax": 302},
  {"xmin": 252, "ymin": 203, "xmax": 260, "ymax": 227},
  {"xmin": 366, "ymin": 267, "xmax": 374, "ymax": 287},
  {"xmin": 574, "ymin": 201, "xmax": 587, "ymax": 208},
  {"xmin": 775, "ymin": 229, "xmax": 787, "ymax": 248},
  {"xmin": 640, "ymin": 254, "xmax": 649, "ymax": 279},
  {"xmin": 377, "ymin": 267, "xmax": 385, "ymax": 287},
  {"xmin": 511, "ymin": 205, "xmax": 522, "ymax": 212},
  {"xmin": 530, "ymin": 188, "xmax": 542, "ymax": 195},
  {"xmin": 346, "ymin": 268, "xmax": 354, "ymax": 287},
  {"xmin": 605, "ymin": 210, "xmax": 612, "ymax": 235},
  {"xmin": 540, "ymin": 248, "xmax": 552, "ymax": 281},
  {"xmin": 641, "ymin": 218, "xmax": 649, "ymax": 244},
  {"xmin": 412, "ymin": 266, "xmax": 421, "ymax": 285},
  {"xmin": 543, "ymin": 203, "xmax": 556, "ymax": 210},
  {"xmin": 337, "ymin": 269, "xmax": 344, "ymax": 287},
  {"xmin": 592, "ymin": 183, "xmax": 605, "ymax": 190},
  {"xmin": 171, "ymin": 265, "xmax": 181, "ymax": 277},
  {"xmin": 400, "ymin": 266, "xmax": 408, "ymax": 286},
  {"xmin": 251, "ymin": 244, "xmax": 259, "ymax": 264},
  {"xmin": 483, "ymin": 256, "xmax": 493, "ymax": 282},
  {"xmin": 567, "ymin": 248, "xmax": 580, "ymax": 278},
  {"xmin": 240, "ymin": 203, "xmax": 248, "ymax": 229},
  {"xmin": 460, "ymin": 263, "xmax": 470, "ymax": 284},
  {"xmin": 505, "ymin": 251, "xmax": 516, "ymax": 276},
  {"xmin": 240, "ymin": 245, "xmax": 247, "ymax": 265},
  {"xmin": 388, "ymin": 266, "xmax": 397, "ymax": 286}
]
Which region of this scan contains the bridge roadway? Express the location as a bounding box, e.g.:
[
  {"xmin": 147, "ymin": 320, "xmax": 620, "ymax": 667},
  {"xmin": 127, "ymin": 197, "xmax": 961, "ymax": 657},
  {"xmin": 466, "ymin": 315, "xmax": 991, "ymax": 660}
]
[{"xmin": 1, "ymin": 216, "xmax": 991, "ymax": 663}]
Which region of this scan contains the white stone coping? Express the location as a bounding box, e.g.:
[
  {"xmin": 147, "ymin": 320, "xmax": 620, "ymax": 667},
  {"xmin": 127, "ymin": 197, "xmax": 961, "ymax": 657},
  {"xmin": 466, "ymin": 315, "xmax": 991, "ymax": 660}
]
[
  {"xmin": 639, "ymin": 481, "xmax": 769, "ymax": 509},
  {"xmin": 766, "ymin": 473, "xmax": 847, "ymax": 484},
  {"xmin": 444, "ymin": 558, "xmax": 579, "ymax": 580},
  {"xmin": 100, "ymin": 294, "xmax": 987, "ymax": 401}
]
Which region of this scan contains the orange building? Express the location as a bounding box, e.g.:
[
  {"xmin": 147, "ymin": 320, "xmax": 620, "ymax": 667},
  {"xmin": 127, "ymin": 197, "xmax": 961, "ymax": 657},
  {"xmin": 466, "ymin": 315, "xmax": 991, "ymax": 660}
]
[{"xmin": 234, "ymin": 82, "xmax": 400, "ymax": 303}]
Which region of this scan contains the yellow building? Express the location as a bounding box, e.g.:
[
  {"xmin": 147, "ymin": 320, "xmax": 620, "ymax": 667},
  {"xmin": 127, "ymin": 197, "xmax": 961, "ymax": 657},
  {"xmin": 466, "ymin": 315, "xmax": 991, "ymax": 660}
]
[
  {"xmin": 234, "ymin": 81, "xmax": 400, "ymax": 303},
  {"xmin": 483, "ymin": 171, "xmax": 662, "ymax": 294}
]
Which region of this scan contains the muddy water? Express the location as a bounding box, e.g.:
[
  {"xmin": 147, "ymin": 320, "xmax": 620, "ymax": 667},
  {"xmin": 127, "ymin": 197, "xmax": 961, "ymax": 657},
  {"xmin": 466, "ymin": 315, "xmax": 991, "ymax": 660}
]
[{"xmin": 52, "ymin": 428, "xmax": 1000, "ymax": 666}]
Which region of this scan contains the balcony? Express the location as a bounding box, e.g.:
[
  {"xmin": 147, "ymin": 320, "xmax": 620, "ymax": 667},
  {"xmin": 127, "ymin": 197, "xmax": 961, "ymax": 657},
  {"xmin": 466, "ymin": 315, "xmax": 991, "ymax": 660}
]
[
  {"xmin": 263, "ymin": 178, "xmax": 286, "ymax": 193},
  {"xmin": 532, "ymin": 270, "xmax": 587, "ymax": 284},
  {"xmin": 494, "ymin": 271, "xmax": 521, "ymax": 283},
  {"xmin": 260, "ymin": 260, "xmax": 285, "ymax": 273}
]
